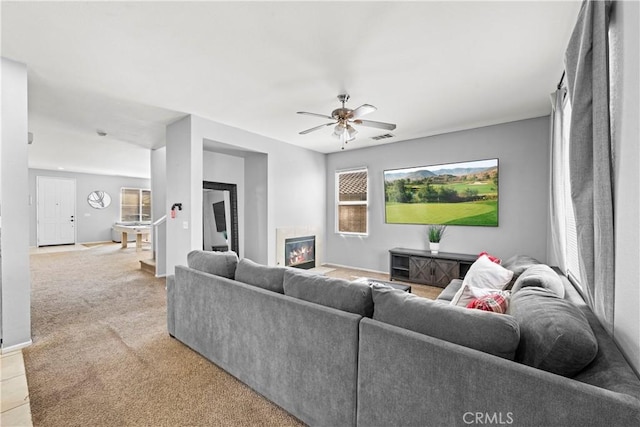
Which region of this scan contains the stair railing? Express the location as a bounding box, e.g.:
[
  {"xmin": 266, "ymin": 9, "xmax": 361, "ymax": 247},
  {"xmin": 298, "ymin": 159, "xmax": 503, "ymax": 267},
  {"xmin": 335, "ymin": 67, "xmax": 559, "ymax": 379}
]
[{"xmin": 153, "ymin": 215, "xmax": 167, "ymax": 277}]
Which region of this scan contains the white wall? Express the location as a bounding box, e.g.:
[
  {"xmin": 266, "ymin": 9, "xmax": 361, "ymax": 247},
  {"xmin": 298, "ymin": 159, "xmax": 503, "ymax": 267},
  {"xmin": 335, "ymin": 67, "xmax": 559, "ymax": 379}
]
[
  {"xmin": 151, "ymin": 147, "xmax": 167, "ymax": 223},
  {"xmin": 166, "ymin": 116, "xmax": 198, "ymax": 272},
  {"xmin": 610, "ymin": 0, "xmax": 640, "ymax": 374},
  {"xmin": 0, "ymin": 57, "xmax": 31, "ymax": 350},
  {"xmin": 325, "ymin": 117, "xmax": 550, "ymax": 272},
  {"xmin": 165, "ymin": 115, "xmax": 325, "ymax": 274},
  {"xmin": 28, "ymin": 169, "xmax": 150, "ymax": 245}
]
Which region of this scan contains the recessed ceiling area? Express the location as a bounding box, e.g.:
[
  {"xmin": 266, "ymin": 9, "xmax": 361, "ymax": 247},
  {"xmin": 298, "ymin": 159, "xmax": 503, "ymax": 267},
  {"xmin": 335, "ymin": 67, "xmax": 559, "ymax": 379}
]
[{"xmin": 1, "ymin": 1, "xmax": 581, "ymax": 178}]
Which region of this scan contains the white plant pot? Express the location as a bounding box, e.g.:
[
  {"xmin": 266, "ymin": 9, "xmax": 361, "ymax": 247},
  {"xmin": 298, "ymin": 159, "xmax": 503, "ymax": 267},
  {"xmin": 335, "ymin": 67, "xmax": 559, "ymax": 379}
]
[{"xmin": 429, "ymin": 242, "xmax": 440, "ymax": 254}]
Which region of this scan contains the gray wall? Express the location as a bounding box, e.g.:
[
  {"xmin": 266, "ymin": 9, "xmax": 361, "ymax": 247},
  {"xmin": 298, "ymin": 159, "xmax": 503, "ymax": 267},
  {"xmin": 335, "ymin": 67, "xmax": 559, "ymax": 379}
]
[
  {"xmin": 325, "ymin": 116, "xmax": 550, "ymax": 272},
  {"xmin": 243, "ymin": 152, "xmax": 268, "ymax": 263},
  {"xmin": 1, "ymin": 57, "xmax": 31, "ymax": 350},
  {"xmin": 610, "ymin": 0, "xmax": 640, "ymax": 374},
  {"xmin": 166, "ymin": 114, "xmax": 325, "ymax": 274},
  {"xmin": 28, "ymin": 169, "xmax": 150, "ymax": 246}
]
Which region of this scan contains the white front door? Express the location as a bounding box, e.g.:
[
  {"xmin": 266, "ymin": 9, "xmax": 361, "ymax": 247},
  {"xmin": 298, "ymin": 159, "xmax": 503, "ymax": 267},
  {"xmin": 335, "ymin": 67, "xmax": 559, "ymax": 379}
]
[{"xmin": 37, "ymin": 176, "xmax": 76, "ymax": 246}]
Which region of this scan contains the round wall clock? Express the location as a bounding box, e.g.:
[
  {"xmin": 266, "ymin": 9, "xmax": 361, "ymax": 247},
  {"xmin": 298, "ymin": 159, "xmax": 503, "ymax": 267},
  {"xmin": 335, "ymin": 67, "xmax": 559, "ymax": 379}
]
[{"xmin": 87, "ymin": 190, "xmax": 111, "ymax": 209}]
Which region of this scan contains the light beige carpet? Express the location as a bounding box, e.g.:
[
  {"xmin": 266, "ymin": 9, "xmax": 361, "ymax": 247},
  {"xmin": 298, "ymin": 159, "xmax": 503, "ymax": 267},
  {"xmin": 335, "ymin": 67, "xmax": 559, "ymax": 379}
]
[
  {"xmin": 25, "ymin": 244, "xmax": 302, "ymax": 426},
  {"xmin": 324, "ymin": 265, "xmax": 442, "ymax": 300}
]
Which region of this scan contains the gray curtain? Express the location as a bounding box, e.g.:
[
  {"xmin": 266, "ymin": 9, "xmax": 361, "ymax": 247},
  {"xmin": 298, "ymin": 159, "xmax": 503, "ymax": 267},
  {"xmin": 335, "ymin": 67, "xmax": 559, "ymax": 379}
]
[{"xmin": 564, "ymin": 0, "xmax": 614, "ymax": 332}]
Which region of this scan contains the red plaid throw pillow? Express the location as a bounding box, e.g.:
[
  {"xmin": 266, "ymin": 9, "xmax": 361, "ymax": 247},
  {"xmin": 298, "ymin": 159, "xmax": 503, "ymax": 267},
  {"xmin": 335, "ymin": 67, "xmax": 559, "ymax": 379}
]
[{"xmin": 467, "ymin": 291, "xmax": 509, "ymax": 314}]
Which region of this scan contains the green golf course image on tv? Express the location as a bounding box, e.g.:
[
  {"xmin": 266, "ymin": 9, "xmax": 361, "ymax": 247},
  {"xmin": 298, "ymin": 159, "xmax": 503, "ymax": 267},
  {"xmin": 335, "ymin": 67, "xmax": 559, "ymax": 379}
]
[{"xmin": 384, "ymin": 158, "xmax": 499, "ymax": 226}]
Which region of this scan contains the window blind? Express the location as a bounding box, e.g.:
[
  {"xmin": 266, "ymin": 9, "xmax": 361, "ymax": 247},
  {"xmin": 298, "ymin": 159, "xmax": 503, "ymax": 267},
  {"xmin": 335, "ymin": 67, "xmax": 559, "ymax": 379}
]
[{"xmin": 336, "ymin": 169, "xmax": 368, "ymax": 234}]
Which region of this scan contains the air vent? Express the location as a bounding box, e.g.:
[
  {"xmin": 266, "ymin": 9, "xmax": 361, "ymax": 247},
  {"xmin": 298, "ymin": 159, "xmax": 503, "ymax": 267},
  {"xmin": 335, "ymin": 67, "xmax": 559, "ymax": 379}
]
[{"xmin": 371, "ymin": 133, "xmax": 395, "ymax": 141}]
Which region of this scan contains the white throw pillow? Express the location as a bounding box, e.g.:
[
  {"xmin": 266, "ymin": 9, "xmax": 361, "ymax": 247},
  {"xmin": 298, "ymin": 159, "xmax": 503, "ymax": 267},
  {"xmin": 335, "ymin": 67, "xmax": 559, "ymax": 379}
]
[{"xmin": 450, "ymin": 255, "xmax": 514, "ymax": 306}]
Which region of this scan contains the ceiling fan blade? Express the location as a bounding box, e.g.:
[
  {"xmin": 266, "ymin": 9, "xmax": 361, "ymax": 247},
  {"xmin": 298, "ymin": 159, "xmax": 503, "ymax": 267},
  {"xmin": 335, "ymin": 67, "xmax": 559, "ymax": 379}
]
[
  {"xmin": 297, "ymin": 111, "xmax": 334, "ymax": 120},
  {"xmin": 299, "ymin": 122, "xmax": 336, "ymax": 135},
  {"xmin": 353, "ymin": 119, "xmax": 397, "ymax": 131},
  {"xmin": 351, "ymin": 104, "xmax": 377, "ymax": 119}
]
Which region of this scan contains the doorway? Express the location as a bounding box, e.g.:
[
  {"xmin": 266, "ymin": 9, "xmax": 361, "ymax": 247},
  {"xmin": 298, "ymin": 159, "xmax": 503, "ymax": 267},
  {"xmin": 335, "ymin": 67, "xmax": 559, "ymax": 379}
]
[
  {"xmin": 36, "ymin": 176, "xmax": 76, "ymax": 246},
  {"xmin": 203, "ymin": 181, "xmax": 239, "ymax": 255}
]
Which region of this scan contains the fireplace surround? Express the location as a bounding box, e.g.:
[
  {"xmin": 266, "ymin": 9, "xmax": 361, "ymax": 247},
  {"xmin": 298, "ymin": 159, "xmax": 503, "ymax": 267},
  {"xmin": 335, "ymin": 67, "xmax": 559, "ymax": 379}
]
[
  {"xmin": 284, "ymin": 235, "xmax": 316, "ymax": 269},
  {"xmin": 276, "ymin": 226, "xmax": 322, "ymax": 268}
]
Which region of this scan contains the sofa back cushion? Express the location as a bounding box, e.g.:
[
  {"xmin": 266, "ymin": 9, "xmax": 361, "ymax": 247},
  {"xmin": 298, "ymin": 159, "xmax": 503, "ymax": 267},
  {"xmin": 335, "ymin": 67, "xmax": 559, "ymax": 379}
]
[
  {"xmin": 508, "ymin": 287, "xmax": 598, "ymax": 377},
  {"xmin": 187, "ymin": 250, "xmax": 238, "ymax": 279},
  {"xmin": 511, "ymin": 264, "xmax": 565, "ymax": 298},
  {"xmin": 501, "ymin": 255, "xmax": 542, "ymax": 290},
  {"xmin": 283, "ymin": 270, "xmax": 374, "ymax": 317},
  {"xmin": 435, "ymin": 279, "xmax": 463, "ymax": 303},
  {"xmin": 372, "ymin": 286, "xmax": 520, "ymax": 359},
  {"xmin": 235, "ymin": 258, "xmax": 287, "ymax": 293}
]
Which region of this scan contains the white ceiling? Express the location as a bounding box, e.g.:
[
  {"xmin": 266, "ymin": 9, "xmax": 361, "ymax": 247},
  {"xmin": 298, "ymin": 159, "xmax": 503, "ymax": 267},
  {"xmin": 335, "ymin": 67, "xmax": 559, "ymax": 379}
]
[{"xmin": 1, "ymin": 1, "xmax": 581, "ymax": 178}]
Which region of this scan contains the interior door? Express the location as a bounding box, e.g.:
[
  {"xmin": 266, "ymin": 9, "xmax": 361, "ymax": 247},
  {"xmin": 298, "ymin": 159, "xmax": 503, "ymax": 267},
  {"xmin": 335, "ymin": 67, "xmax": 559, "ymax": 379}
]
[{"xmin": 37, "ymin": 176, "xmax": 76, "ymax": 246}]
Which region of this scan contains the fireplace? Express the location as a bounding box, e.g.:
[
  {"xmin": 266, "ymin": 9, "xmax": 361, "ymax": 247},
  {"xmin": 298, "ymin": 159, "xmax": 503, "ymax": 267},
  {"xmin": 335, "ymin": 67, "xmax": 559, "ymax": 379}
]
[{"xmin": 285, "ymin": 235, "xmax": 316, "ymax": 269}]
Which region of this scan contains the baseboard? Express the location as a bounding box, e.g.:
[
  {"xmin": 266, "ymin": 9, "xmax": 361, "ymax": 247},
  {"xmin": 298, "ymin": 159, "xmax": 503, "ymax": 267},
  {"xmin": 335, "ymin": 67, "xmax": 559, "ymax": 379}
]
[
  {"xmin": 1, "ymin": 339, "xmax": 33, "ymax": 354},
  {"xmin": 321, "ymin": 262, "xmax": 388, "ymax": 276}
]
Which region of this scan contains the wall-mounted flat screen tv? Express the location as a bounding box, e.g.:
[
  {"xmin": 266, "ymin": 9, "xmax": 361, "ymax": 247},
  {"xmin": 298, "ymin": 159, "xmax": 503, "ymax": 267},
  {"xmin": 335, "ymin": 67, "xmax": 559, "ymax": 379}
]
[{"xmin": 384, "ymin": 158, "xmax": 498, "ymax": 226}]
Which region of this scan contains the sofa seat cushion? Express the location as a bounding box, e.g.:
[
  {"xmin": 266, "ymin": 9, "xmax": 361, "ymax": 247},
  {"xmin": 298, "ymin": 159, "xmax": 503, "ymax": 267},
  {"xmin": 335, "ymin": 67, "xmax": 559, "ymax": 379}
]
[
  {"xmin": 283, "ymin": 270, "xmax": 374, "ymax": 317},
  {"xmin": 511, "ymin": 264, "xmax": 565, "ymax": 298},
  {"xmin": 372, "ymin": 286, "xmax": 520, "ymax": 359},
  {"xmin": 234, "ymin": 258, "xmax": 287, "ymax": 293},
  {"xmin": 508, "ymin": 287, "xmax": 598, "ymax": 377},
  {"xmin": 572, "ymin": 305, "xmax": 640, "ymax": 396},
  {"xmin": 187, "ymin": 250, "xmax": 238, "ymax": 279}
]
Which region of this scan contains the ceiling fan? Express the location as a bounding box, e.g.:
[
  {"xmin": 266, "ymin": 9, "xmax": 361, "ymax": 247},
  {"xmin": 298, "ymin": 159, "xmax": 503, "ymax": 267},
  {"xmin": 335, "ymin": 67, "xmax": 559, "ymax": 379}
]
[{"xmin": 297, "ymin": 94, "xmax": 396, "ymax": 149}]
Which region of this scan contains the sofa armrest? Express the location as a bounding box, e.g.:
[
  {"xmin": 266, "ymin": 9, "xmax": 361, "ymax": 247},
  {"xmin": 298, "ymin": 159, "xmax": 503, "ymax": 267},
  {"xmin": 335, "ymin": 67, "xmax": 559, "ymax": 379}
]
[{"xmin": 357, "ymin": 318, "xmax": 640, "ymax": 427}]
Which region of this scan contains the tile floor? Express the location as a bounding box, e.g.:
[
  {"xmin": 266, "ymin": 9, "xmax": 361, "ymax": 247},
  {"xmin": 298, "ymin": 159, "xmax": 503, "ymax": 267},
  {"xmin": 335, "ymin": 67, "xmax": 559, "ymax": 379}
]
[{"xmin": 1, "ymin": 350, "xmax": 33, "ymax": 426}]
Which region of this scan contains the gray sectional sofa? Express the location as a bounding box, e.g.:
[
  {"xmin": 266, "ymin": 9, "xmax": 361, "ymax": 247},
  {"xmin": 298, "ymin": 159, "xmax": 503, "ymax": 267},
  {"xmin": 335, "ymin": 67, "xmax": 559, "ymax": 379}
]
[{"xmin": 167, "ymin": 251, "xmax": 640, "ymax": 426}]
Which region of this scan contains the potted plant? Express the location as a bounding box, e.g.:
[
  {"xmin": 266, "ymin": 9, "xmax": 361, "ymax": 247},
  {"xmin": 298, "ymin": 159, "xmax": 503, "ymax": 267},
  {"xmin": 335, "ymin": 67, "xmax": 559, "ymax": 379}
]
[{"xmin": 427, "ymin": 225, "xmax": 446, "ymax": 254}]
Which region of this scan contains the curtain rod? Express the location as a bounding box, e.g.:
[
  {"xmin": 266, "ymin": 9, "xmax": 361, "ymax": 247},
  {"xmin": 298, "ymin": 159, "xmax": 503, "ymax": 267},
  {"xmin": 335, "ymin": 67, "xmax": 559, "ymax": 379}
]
[{"xmin": 557, "ymin": 70, "xmax": 566, "ymax": 89}]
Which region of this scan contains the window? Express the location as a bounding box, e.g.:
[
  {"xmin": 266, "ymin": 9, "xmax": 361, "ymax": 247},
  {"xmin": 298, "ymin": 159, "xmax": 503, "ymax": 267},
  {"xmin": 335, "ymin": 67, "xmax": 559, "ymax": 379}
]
[
  {"xmin": 555, "ymin": 92, "xmax": 582, "ymax": 287},
  {"xmin": 336, "ymin": 168, "xmax": 368, "ymax": 235},
  {"xmin": 120, "ymin": 188, "xmax": 151, "ymax": 222}
]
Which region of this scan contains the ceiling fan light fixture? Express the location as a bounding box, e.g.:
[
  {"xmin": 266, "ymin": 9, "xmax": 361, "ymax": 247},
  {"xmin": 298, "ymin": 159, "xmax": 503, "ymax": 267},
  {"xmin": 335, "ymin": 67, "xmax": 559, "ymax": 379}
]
[
  {"xmin": 351, "ymin": 104, "xmax": 377, "ymax": 119},
  {"xmin": 297, "ymin": 94, "xmax": 396, "ymax": 148}
]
